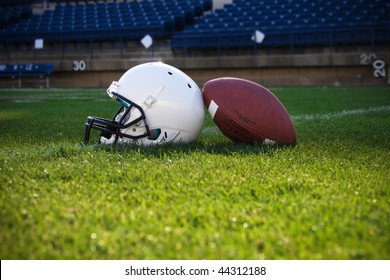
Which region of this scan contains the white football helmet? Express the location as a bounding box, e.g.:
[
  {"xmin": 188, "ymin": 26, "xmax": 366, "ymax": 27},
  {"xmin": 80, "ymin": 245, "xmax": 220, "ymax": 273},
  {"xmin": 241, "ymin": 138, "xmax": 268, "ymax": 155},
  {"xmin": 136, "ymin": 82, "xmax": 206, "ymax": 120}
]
[{"xmin": 84, "ymin": 62, "xmax": 205, "ymax": 145}]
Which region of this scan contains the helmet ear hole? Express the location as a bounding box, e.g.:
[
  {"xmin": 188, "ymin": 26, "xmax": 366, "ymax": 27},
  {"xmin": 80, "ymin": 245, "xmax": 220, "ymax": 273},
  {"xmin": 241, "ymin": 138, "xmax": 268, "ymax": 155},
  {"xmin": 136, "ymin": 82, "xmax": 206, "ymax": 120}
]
[{"xmin": 147, "ymin": 128, "xmax": 162, "ymax": 140}]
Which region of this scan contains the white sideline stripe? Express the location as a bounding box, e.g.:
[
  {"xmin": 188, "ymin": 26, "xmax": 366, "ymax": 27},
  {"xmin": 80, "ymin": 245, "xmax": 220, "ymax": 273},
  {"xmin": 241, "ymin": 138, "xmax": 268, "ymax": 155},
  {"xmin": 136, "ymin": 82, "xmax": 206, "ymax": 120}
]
[
  {"xmin": 291, "ymin": 105, "xmax": 390, "ymax": 121},
  {"xmin": 201, "ymin": 105, "xmax": 390, "ymax": 134}
]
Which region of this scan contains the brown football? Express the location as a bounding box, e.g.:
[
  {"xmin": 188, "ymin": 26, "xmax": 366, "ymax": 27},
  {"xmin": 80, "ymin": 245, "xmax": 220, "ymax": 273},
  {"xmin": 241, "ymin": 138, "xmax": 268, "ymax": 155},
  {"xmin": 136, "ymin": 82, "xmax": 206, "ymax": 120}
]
[{"xmin": 203, "ymin": 77, "xmax": 296, "ymax": 145}]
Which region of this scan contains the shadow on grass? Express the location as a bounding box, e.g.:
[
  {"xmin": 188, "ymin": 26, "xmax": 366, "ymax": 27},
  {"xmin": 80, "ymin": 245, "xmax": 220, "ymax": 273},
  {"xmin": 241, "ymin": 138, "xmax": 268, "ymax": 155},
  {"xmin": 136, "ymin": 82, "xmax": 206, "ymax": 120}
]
[{"xmin": 90, "ymin": 140, "xmax": 296, "ymax": 157}]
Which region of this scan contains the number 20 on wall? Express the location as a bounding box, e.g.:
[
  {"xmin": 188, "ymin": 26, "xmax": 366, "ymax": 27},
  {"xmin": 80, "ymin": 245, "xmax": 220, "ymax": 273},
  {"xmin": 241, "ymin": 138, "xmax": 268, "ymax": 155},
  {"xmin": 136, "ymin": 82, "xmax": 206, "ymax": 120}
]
[{"xmin": 372, "ymin": 59, "xmax": 386, "ymax": 79}]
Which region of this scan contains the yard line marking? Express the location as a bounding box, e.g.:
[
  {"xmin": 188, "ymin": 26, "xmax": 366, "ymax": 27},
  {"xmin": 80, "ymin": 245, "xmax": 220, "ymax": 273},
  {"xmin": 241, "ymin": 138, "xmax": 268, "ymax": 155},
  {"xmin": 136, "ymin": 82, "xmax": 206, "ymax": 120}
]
[
  {"xmin": 201, "ymin": 105, "xmax": 390, "ymax": 135},
  {"xmin": 291, "ymin": 105, "xmax": 390, "ymax": 121}
]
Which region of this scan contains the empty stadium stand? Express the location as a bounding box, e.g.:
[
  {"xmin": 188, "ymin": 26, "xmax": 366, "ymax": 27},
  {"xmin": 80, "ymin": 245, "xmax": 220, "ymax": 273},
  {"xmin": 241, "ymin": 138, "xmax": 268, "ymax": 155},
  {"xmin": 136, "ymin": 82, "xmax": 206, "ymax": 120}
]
[
  {"xmin": 172, "ymin": 0, "xmax": 390, "ymax": 54},
  {"xmin": 0, "ymin": 0, "xmax": 389, "ymax": 87},
  {"xmin": 1, "ymin": 0, "xmax": 388, "ymax": 55},
  {"xmin": 0, "ymin": 0, "xmax": 212, "ymax": 44},
  {"xmin": 0, "ymin": 3, "xmax": 32, "ymax": 29}
]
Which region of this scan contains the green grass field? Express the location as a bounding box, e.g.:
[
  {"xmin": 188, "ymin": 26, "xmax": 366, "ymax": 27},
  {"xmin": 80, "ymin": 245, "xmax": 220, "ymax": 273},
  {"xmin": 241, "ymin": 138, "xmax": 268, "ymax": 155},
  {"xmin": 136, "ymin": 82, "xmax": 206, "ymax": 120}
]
[{"xmin": 0, "ymin": 86, "xmax": 389, "ymax": 260}]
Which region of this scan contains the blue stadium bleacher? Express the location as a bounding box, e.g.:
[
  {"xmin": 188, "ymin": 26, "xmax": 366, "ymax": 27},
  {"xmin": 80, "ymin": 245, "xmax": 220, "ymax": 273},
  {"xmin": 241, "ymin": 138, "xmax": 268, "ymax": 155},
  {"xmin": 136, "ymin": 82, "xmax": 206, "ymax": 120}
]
[
  {"xmin": 0, "ymin": 0, "xmax": 212, "ymax": 44},
  {"xmin": 1, "ymin": 0, "xmax": 388, "ymax": 56},
  {"xmin": 171, "ymin": 0, "xmax": 390, "ymax": 54},
  {"xmin": 0, "ymin": 4, "xmax": 32, "ymax": 29}
]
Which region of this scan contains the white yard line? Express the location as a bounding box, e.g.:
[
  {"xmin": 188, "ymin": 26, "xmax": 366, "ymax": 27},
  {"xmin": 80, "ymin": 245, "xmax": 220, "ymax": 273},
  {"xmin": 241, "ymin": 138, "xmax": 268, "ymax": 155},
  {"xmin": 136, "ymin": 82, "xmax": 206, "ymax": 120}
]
[
  {"xmin": 201, "ymin": 105, "xmax": 390, "ymax": 134},
  {"xmin": 291, "ymin": 105, "xmax": 390, "ymax": 121}
]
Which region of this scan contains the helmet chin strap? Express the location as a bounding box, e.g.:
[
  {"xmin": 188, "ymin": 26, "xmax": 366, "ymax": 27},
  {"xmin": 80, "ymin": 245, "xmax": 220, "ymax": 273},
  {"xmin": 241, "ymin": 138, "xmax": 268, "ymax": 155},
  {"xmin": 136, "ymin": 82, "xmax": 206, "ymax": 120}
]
[
  {"xmin": 107, "ymin": 81, "xmax": 120, "ymax": 99},
  {"xmin": 101, "ymin": 82, "xmax": 168, "ymax": 144},
  {"xmin": 141, "ymin": 85, "xmax": 164, "ymax": 111},
  {"xmin": 107, "ymin": 81, "xmax": 164, "ymax": 112},
  {"xmin": 102, "ymin": 129, "xmax": 180, "ymax": 145},
  {"xmin": 123, "ymin": 84, "xmax": 166, "ymax": 143},
  {"xmin": 136, "ymin": 129, "xmax": 181, "ymax": 145},
  {"xmin": 119, "ymin": 84, "xmax": 165, "ymax": 136},
  {"xmin": 157, "ymin": 130, "xmax": 180, "ymax": 144}
]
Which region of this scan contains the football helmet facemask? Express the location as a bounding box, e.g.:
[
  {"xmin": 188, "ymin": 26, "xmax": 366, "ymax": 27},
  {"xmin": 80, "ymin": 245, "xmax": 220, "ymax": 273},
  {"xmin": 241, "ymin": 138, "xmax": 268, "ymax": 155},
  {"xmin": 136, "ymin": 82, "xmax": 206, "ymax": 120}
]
[{"xmin": 84, "ymin": 62, "xmax": 205, "ymax": 145}]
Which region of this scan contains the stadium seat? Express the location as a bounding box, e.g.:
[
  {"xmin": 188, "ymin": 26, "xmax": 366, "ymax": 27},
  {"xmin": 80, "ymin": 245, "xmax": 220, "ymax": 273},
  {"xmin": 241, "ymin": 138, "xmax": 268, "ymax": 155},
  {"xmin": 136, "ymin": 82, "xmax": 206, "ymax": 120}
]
[
  {"xmin": 0, "ymin": 4, "xmax": 32, "ymax": 29},
  {"xmin": 171, "ymin": 0, "xmax": 390, "ymax": 54},
  {"xmin": 1, "ymin": 0, "xmax": 388, "ymax": 55},
  {"xmin": 0, "ymin": 0, "xmax": 212, "ymax": 44}
]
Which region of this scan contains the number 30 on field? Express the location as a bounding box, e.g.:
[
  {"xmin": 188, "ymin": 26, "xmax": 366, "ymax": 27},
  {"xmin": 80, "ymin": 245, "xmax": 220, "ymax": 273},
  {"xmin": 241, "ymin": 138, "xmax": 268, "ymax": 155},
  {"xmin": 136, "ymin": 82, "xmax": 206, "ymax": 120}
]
[
  {"xmin": 73, "ymin": 60, "xmax": 86, "ymax": 71},
  {"xmin": 372, "ymin": 59, "xmax": 386, "ymax": 79}
]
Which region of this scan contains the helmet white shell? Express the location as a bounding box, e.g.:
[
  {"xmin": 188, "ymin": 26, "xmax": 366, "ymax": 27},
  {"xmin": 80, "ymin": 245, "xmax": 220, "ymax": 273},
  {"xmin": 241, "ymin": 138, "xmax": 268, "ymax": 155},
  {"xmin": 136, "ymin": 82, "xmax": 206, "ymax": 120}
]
[{"xmin": 84, "ymin": 62, "xmax": 205, "ymax": 145}]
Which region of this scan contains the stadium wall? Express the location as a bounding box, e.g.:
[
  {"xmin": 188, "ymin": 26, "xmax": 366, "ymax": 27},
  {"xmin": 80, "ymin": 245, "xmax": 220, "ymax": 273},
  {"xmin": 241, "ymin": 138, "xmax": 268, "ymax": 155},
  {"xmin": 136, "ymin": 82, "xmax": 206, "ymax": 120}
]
[
  {"xmin": 40, "ymin": 66, "xmax": 380, "ymax": 89},
  {"xmin": 1, "ymin": 47, "xmax": 389, "ymax": 88},
  {"xmin": 46, "ymin": 65, "xmax": 384, "ymax": 89}
]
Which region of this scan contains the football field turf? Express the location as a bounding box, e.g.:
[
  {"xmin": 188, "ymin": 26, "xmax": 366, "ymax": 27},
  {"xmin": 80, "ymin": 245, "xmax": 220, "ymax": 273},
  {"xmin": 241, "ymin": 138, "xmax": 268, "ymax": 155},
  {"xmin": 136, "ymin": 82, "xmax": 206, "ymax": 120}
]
[{"xmin": 0, "ymin": 86, "xmax": 389, "ymax": 259}]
